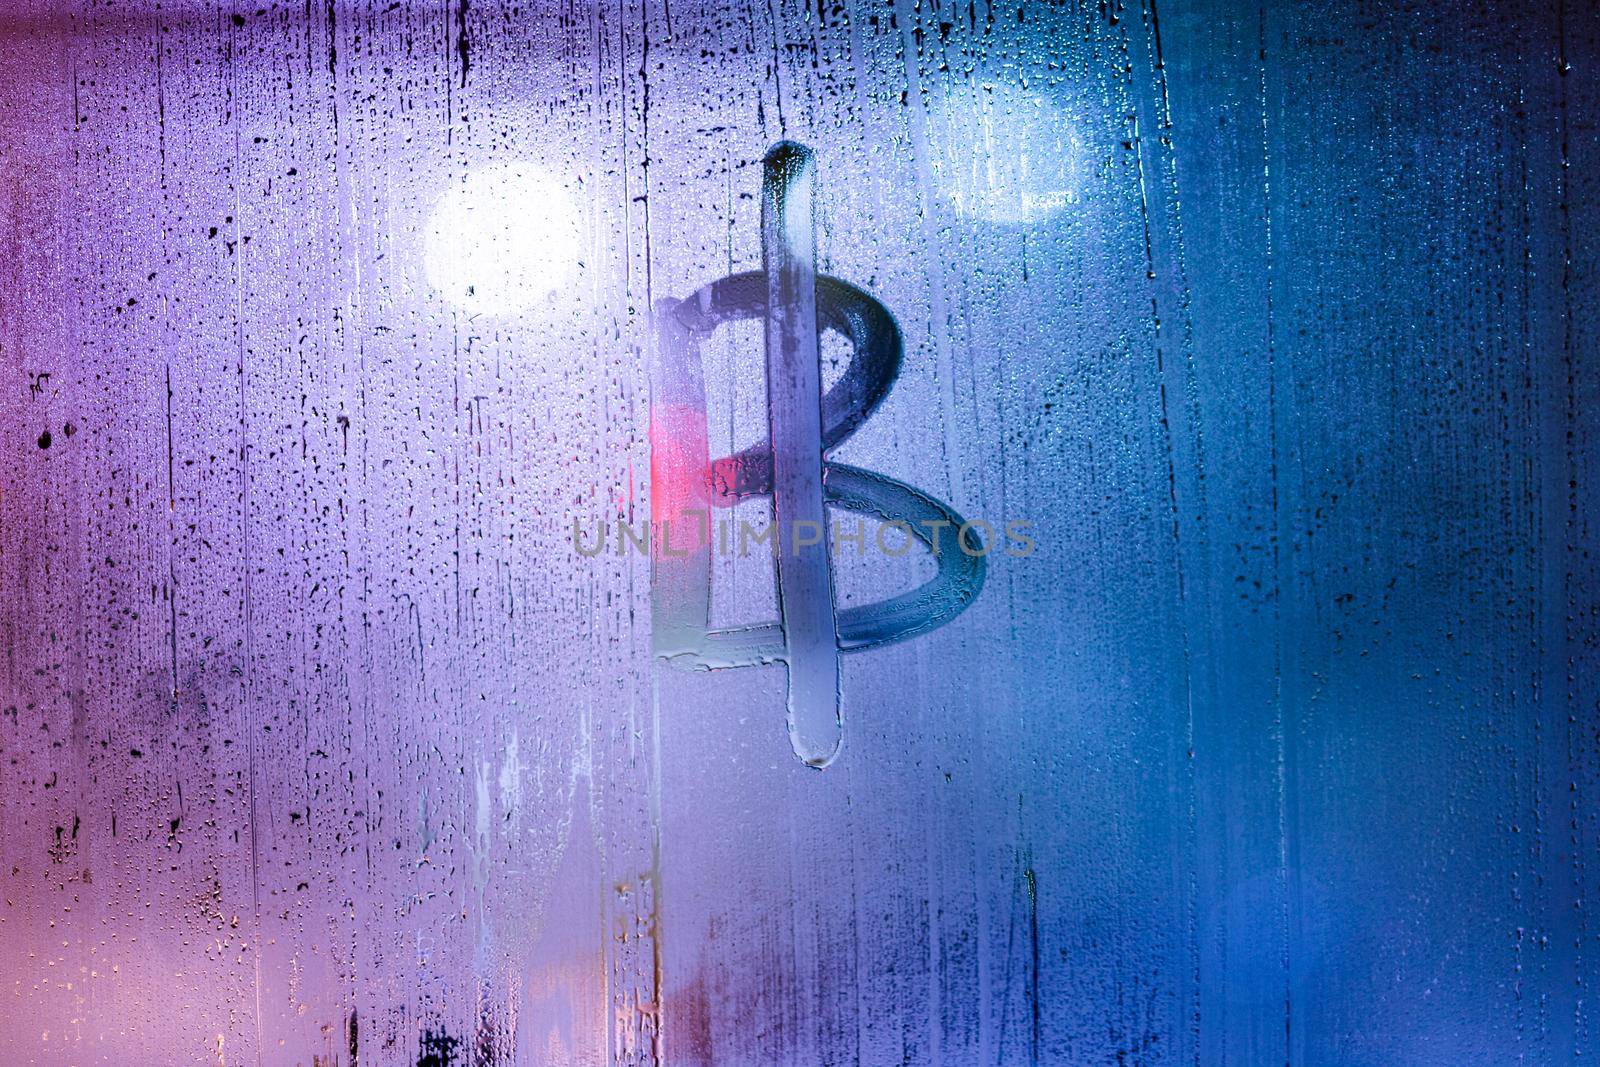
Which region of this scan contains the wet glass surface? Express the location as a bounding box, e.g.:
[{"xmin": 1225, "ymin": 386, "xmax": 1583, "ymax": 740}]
[{"xmin": 0, "ymin": 1, "xmax": 1596, "ymax": 1063}]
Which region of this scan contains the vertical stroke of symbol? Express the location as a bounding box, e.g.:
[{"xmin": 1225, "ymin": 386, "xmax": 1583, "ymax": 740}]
[{"xmin": 650, "ymin": 142, "xmax": 985, "ymax": 768}]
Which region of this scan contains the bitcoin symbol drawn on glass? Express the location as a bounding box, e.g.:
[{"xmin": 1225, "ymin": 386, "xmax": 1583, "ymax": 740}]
[{"xmin": 651, "ymin": 142, "xmax": 985, "ymax": 768}]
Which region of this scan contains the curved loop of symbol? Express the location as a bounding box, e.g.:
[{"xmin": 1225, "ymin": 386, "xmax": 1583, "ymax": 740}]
[{"xmin": 650, "ymin": 142, "xmax": 985, "ymax": 768}]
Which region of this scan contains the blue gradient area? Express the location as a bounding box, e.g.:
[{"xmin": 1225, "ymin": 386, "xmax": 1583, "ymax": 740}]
[{"xmin": 657, "ymin": 5, "xmax": 1599, "ymax": 1066}]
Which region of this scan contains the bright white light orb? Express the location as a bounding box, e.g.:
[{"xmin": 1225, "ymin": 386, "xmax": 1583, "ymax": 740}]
[
  {"xmin": 927, "ymin": 83, "xmax": 1083, "ymax": 225},
  {"xmin": 424, "ymin": 162, "xmax": 582, "ymax": 316}
]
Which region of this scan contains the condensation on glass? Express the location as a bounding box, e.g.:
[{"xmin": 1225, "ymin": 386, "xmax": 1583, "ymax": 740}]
[{"xmin": 0, "ymin": 1, "xmax": 1595, "ymax": 1065}]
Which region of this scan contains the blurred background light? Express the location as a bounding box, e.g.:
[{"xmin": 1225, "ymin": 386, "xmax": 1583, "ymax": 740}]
[{"xmin": 424, "ymin": 161, "xmax": 582, "ymax": 315}]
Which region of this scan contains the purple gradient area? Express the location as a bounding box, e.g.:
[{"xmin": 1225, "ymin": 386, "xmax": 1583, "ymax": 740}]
[{"xmin": 2, "ymin": 1, "xmax": 1598, "ymax": 1066}]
